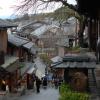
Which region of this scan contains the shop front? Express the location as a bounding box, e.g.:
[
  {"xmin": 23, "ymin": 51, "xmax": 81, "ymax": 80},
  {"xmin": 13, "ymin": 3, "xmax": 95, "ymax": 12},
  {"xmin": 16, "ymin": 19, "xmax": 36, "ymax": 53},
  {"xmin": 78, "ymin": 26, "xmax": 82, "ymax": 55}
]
[
  {"xmin": 17, "ymin": 62, "xmax": 36, "ymax": 91},
  {"xmin": 0, "ymin": 57, "xmax": 19, "ymax": 93}
]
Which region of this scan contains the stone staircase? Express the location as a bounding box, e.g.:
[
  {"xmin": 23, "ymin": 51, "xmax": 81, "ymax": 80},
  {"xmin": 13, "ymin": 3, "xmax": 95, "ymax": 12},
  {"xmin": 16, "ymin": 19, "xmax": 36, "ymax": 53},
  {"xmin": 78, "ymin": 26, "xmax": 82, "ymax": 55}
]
[
  {"xmin": 88, "ymin": 68, "xmax": 100, "ymax": 100},
  {"xmin": 88, "ymin": 69, "xmax": 98, "ymax": 94},
  {"xmin": 95, "ymin": 65, "xmax": 100, "ymax": 96}
]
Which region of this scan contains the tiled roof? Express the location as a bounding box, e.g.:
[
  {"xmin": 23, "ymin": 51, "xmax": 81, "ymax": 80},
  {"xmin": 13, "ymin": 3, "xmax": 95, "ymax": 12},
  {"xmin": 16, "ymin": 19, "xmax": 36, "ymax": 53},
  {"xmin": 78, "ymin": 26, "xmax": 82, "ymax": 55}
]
[
  {"xmin": 8, "ymin": 34, "xmax": 37, "ymax": 54},
  {"xmin": 63, "ymin": 53, "xmax": 96, "ymax": 62},
  {"xmin": 8, "ymin": 34, "xmax": 29, "ymax": 47},
  {"xmin": 30, "ymin": 24, "xmax": 60, "ymax": 37},
  {"xmin": 18, "ymin": 20, "xmax": 48, "ymax": 30},
  {"xmin": 23, "ymin": 42, "xmax": 35, "ymax": 49},
  {"xmin": 0, "ymin": 19, "xmax": 17, "ymax": 28},
  {"xmin": 51, "ymin": 52, "xmax": 96, "ymax": 69},
  {"xmin": 23, "ymin": 42, "xmax": 38, "ymax": 54},
  {"xmin": 51, "ymin": 56, "xmax": 62, "ymax": 63},
  {"xmin": 53, "ymin": 61, "xmax": 96, "ymax": 69}
]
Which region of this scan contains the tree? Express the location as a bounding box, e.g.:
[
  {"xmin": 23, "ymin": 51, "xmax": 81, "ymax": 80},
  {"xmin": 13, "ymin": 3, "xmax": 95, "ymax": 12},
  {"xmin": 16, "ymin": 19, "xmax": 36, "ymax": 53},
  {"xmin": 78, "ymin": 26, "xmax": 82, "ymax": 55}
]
[
  {"xmin": 52, "ymin": 6, "xmax": 86, "ymax": 47},
  {"xmin": 15, "ymin": 0, "xmax": 86, "ymax": 47},
  {"xmin": 53, "ymin": 6, "xmax": 79, "ymax": 21},
  {"xmin": 39, "ymin": 53, "xmax": 52, "ymax": 65},
  {"xmin": 22, "ymin": 13, "xmax": 29, "ymax": 20},
  {"xmin": 77, "ymin": 16, "xmax": 86, "ymax": 47},
  {"xmin": 39, "ymin": 53, "xmax": 52, "ymax": 74},
  {"xmin": 15, "ymin": 0, "xmax": 77, "ymax": 14}
]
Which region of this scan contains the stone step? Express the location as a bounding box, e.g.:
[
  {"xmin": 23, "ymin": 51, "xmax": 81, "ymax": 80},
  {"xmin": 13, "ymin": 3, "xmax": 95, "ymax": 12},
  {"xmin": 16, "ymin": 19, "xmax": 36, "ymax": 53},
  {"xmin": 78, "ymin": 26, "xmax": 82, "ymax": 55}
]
[{"xmin": 88, "ymin": 70, "xmax": 98, "ymax": 95}]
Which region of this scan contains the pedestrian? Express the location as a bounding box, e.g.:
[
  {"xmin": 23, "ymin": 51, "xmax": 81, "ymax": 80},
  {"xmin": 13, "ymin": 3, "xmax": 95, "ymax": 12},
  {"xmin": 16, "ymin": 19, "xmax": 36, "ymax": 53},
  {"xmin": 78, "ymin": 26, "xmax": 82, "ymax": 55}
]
[
  {"xmin": 47, "ymin": 74, "xmax": 53, "ymax": 87},
  {"xmin": 6, "ymin": 84, "xmax": 9, "ymax": 93},
  {"xmin": 35, "ymin": 77, "xmax": 41, "ymax": 93},
  {"xmin": 33, "ymin": 74, "xmax": 36, "ymax": 91},
  {"xmin": 42, "ymin": 76, "xmax": 47, "ymax": 89},
  {"xmin": 54, "ymin": 77, "xmax": 59, "ymax": 89}
]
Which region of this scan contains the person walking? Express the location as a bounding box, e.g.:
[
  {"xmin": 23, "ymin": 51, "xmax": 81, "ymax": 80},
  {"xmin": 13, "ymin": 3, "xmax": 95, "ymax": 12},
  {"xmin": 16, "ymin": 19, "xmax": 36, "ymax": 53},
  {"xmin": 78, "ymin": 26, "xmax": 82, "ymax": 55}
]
[
  {"xmin": 6, "ymin": 84, "xmax": 9, "ymax": 93},
  {"xmin": 35, "ymin": 77, "xmax": 41, "ymax": 93},
  {"xmin": 42, "ymin": 76, "xmax": 47, "ymax": 89},
  {"xmin": 54, "ymin": 77, "xmax": 59, "ymax": 89}
]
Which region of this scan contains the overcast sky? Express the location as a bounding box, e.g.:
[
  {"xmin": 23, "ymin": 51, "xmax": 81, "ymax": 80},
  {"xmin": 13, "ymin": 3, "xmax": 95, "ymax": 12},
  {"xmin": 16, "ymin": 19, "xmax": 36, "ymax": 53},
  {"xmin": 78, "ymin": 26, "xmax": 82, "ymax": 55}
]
[{"xmin": 0, "ymin": 0, "xmax": 76, "ymax": 19}]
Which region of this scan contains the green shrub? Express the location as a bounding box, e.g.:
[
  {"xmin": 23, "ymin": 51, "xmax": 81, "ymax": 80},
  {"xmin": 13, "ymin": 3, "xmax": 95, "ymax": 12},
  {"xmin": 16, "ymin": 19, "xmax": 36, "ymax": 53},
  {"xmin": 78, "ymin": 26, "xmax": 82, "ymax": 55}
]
[
  {"xmin": 59, "ymin": 83, "xmax": 90, "ymax": 100},
  {"xmin": 59, "ymin": 83, "xmax": 72, "ymax": 95}
]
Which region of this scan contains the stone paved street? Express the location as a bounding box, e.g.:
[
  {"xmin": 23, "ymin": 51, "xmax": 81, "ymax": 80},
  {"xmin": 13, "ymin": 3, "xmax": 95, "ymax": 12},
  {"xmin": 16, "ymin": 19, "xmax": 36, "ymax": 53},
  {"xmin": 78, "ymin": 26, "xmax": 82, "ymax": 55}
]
[{"xmin": 17, "ymin": 87, "xmax": 59, "ymax": 100}]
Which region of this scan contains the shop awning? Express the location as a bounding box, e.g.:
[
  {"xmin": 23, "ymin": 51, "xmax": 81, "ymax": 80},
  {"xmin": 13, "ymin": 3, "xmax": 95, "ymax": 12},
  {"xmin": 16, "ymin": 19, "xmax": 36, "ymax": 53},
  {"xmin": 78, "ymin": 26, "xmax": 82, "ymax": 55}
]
[
  {"xmin": 20, "ymin": 62, "xmax": 35, "ymax": 76},
  {"xmin": 27, "ymin": 65, "xmax": 35, "ymax": 74},
  {"xmin": 1, "ymin": 56, "xmax": 19, "ymax": 72},
  {"xmin": 36, "ymin": 69, "xmax": 45, "ymax": 79}
]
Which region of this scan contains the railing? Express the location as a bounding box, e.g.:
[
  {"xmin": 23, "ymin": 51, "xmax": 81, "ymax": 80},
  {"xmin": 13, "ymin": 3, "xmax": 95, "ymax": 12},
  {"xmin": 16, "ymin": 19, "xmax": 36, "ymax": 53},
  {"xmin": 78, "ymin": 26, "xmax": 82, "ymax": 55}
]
[{"xmin": 0, "ymin": 51, "xmax": 4, "ymax": 65}]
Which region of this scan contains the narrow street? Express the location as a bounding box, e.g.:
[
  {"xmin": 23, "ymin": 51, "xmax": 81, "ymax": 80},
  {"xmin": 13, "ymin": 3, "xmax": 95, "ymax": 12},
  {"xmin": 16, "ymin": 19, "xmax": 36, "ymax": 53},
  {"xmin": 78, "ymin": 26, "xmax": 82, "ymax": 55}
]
[
  {"xmin": 15, "ymin": 57, "xmax": 60, "ymax": 100},
  {"xmin": 18, "ymin": 87, "xmax": 59, "ymax": 100}
]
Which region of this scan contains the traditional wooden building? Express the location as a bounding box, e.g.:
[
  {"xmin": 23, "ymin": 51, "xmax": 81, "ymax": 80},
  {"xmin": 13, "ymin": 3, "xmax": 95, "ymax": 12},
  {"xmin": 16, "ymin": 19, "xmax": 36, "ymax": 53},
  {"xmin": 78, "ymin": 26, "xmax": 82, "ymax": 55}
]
[
  {"xmin": 8, "ymin": 34, "xmax": 37, "ymax": 91},
  {"xmin": 0, "ymin": 19, "xmax": 17, "ymax": 54},
  {"xmin": 8, "ymin": 34, "xmax": 37, "ymax": 61},
  {"xmin": 16, "ymin": 20, "xmax": 49, "ymax": 38},
  {"xmin": 0, "ymin": 56, "xmax": 19, "ymax": 92},
  {"xmin": 0, "ymin": 19, "xmax": 18, "ymax": 92},
  {"xmin": 19, "ymin": 62, "xmax": 36, "ymax": 90},
  {"xmin": 52, "ymin": 52, "xmax": 97, "ymax": 92},
  {"xmin": 8, "ymin": 34, "xmax": 29, "ymax": 61},
  {"xmin": 30, "ymin": 24, "xmax": 65, "ymax": 57}
]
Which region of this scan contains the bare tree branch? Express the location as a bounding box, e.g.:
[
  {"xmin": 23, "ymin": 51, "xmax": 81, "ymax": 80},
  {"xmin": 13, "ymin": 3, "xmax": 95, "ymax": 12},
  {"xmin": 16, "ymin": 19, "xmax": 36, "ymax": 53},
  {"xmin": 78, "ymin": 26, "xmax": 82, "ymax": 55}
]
[{"xmin": 14, "ymin": 0, "xmax": 77, "ymax": 15}]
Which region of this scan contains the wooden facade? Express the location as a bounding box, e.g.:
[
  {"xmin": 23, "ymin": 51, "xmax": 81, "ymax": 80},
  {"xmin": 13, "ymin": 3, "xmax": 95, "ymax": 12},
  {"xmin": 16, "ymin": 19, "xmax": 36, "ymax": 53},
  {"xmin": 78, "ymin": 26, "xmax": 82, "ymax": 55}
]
[
  {"xmin": 0, "ymin": 29, "xmax": 7, "ymax": 65},
  {"xmin": 7, "ymin": 37, "xmax": 36, "ymax": 91},
  {"xmin": 0, "ymin": 57, "xmax": 19, "ymax": 92},
  {"xmin": 8, "ymin": 34, "xmax": 36, "ymax": 62},
  {"xmin": 0, "ymin": 29, "xmax": 8, "ymax": 53},
  {"xmin": 0, "ymin": 20, "xmax": 18, "ymax": 93},
  {"xmin": 7, "ymin": 44, "xmax": 29, "ymax": 90},
  {"xmin": 7, "ymin": 43, "xmax": 27, "ymax": 62},
  {"xmin": 0, "ymin": 51, "xmax": 4, "ymax": 65}
]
